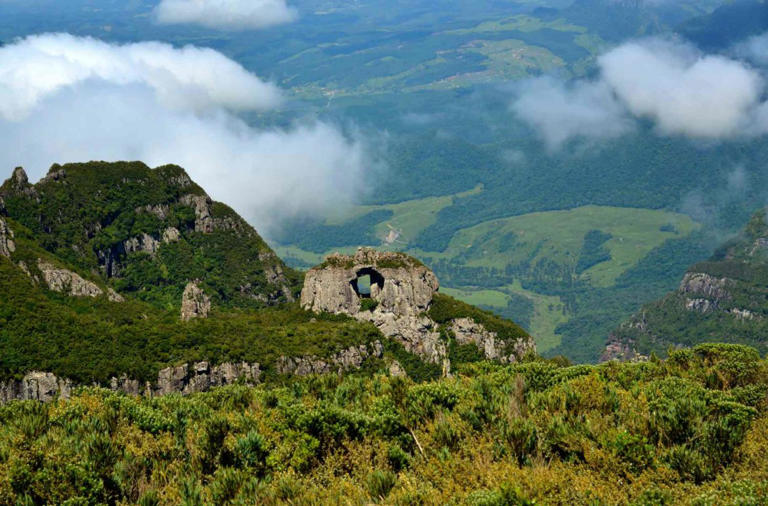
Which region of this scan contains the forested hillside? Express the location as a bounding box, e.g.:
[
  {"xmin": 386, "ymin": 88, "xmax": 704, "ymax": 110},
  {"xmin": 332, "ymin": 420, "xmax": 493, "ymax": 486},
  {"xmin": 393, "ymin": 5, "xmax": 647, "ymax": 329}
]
[{"xmin": 607, "ymin": 208, "xmax": 768, "ymax": 360}]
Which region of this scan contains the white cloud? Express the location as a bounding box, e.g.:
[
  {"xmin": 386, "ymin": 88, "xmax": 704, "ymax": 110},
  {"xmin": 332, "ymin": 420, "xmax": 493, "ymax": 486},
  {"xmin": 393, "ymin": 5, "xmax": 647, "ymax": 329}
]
[
  {"xmin": 511, "ymin": 77, "xmax": 633, "ymax": 150},
  {"xmin": 512, "ymin": 37, "xmax": 768, "ymax": 147},
  {"xmin": 0, "ymin": 34, "xmax": 372, "ymax": 235},
  {"xmin": 154, "ymin": 0, "xmax": 297, "ymax": 30},
  {"xmin": 0, "ymin": 33, "xmax": 281, "ymax": 120},
  {"xmin": 599, "ymin": 39, "xmax": 762, "ymax": 138},
  {"xmin": 735, "ymin": 32, "xmax": 768, "ymax": 66}
]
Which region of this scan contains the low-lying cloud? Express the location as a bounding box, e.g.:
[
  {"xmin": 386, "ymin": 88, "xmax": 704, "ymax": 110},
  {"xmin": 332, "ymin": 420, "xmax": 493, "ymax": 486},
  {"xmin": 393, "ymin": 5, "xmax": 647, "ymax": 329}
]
[
  {"xmin": 0, "ymin": 34, "xmax": 372, "ymax": 236},
  {"xmin": 512, "ymin": 77, "xmax": 633, "ymax": 150},
  {"xmin": 512, "ymin": 37, "xmax": 768, "ymax": 148},
  {"xmin": 154, "ymin": 0, "xmax": 297, "ymax": 30}
]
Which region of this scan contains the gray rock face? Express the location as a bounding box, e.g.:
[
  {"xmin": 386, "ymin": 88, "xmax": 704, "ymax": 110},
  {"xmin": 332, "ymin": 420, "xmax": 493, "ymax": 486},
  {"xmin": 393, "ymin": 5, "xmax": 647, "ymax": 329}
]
[
  {"xmin": 0, "ymin": 361, "xmax": 261, "ymax": 402},
  {"xmin": 451, "ymin": 317, "xmax": 532, "ymax": 363},
  {"xmin": 124, "ymin": 233, "xmax": 160, "ymax": 256},
  {"xmin": 0, "ymin": 217, "xmax": 15, "ymax": 258},
  {"xmin": 181, "ymin": 282, "xmax": 211, "ymax": 321},
  {"xmin": 301, "ymin": 248, "xmax": 447, "ymax": 366},
  {"xmin": 155, "ymin": 361, "xmax": 261, "ymax": 396},
  {"xmin": 680, "ymin": 272, "xmax": 730, "ymax": 302},
  {"xmin": 0, "ymin": 372, "xmax": 71, "ymax": 403},
  {"xmin": 37, "ymin": 259, "xmax": 124, "ymax": 301},
  {"xmin": 136, "ymin": 203, "xmax": 170, "ymax": 220},
  {"xmin": 301, "ymin": 248, "xmax": 439, "ymax": 316},
  {"xmin": 162, "ymin": 227, "xmax": 181, "ymax": 243},
  {"xmin": 276, "ymin": 341, "xmax": 383, "ymax": 376},
  {"xmin": 685, "ymin": 297, "xmax": 716, "ymax": 313},
  {"xmin": 180, "ymin": 194, "xmax": 215, "ymax": 233}
]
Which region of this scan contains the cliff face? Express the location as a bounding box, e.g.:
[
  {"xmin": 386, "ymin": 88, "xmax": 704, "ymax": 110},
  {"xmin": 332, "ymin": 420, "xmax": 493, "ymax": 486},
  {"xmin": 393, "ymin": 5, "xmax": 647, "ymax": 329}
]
[
  {"xmin": 302, "ymin": 248, "xmax": 535, "ymax": 371},
  {"xmin": 604, "ymin": 208, "xmax": 768, "ymax": 360}
]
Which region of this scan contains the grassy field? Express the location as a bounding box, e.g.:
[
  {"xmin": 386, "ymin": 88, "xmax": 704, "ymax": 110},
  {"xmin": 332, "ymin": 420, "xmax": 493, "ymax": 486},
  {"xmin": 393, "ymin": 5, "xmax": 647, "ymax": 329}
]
[
  {"xmin": 444, "ymin": 15, "xmax": 587, "ymax": 35},
  {"xmin": 442, "ymin": 283, "xmax": 568, "ymax": 353},
  {"xmin": 440, "ymin": 205, "xmax": 698, "ymax": 287}
]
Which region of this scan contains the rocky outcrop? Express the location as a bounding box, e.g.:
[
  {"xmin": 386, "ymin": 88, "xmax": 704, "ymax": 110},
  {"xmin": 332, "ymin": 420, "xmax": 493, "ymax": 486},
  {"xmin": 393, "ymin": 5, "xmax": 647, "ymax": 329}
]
[
  {"xmin": 301, "ymin": 248, "xmax": 446, "ymax": 366},
  {"xmin": 181, "ymin": 282, "xmax": 211, "ymax": 321},
  {"xmin": 301, "ymin": 248, "xmax": 438, "ymax": 316},
  {"xmin": 155, "ymin": 361, "xmax": 261, "ymax": 396},
  {"xmin": 276, "ymin": 341, "xmax": 383, "ymax": 376},
  {"xmin": 37, "ymin": 259, "xmax": 124, "ymax": 301},
  {"xmin": 0, "ymin": 372, "xmax": 72, "ymax": 403},
  {"xmin": 136, "ymin": 203, "xmax": 170, "ymax": 220},
  {"xmin": 0, "ymin": 217, "xmax": 15, "ymax": 258},
  {"xmin": 451, "ymin": 317, "xmax": 533, "ymax": 363},
  {"xmin": 124, "ymin": 233, "xmax": 160, "ymax": 256},
  {"xmin": 680, "ymin": 272, "xmax": 730, "ymax": 302},
  {"xmin": 162, "ymin": 227, "xmax": 181, "ymax": 243},
  {"xmin": 0, "ymin": 347, "xmax": 387, "ymax": 402}
]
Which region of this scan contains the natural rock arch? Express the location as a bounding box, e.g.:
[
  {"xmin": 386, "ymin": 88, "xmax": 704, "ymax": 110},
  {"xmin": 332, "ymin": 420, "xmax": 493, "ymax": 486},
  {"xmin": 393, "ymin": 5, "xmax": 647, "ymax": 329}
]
[{"xmin": 350, "ymin": 267, "xmax": 385, "ymax": 299}]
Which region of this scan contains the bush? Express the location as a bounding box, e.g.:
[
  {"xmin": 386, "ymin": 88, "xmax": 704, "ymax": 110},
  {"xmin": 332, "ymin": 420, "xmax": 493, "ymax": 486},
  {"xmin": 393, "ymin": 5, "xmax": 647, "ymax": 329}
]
[{"xmin": 367, "ymin": 470, "xmax": 397, "ymax": 501}]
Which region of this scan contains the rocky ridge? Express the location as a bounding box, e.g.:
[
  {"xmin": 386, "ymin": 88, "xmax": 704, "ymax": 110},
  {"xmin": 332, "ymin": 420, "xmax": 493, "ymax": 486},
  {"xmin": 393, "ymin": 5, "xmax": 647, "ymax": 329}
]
[{"xmin": 0, "ymin": 341, "xmax": 384, "ymax": 403}]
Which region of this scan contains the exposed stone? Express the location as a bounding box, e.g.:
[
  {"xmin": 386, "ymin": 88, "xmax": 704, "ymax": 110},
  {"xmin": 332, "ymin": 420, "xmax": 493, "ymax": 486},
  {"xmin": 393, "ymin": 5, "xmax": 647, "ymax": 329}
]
[
  {"xmin": 276, "ymin": 341, "xmax": 384, "ymax": 376},
  {"xmin": 301, "ymin": 248, "xmax": 438, "ymax": 316},
  {"xmin": 180, "ymin": 194, "xmax": 215, "ymax": 233},
  {"xmin": 679, "ymin": 272, "xmax": 730, "ymax": 301},
  {"xmin": 110, "ymin": 375, "xmax": 140, "ymax": 396},
  {"xmin": 162, "ymin": 227, "xmax": 181, "ymax": 243},
  {"xmin": 685, "ymin": 297, "xmax": 716, "ymax": 313},
  {"xmin": 39, "ymin": 167, "xmax": 67, "ymax": 184},
  {"xmin": 0, "ymin": 372, "xmax": 71, "ymax": 403},
  {"xmin": 124, "ymin": 233, "xmax": 161, "ymax": 256},
  {"xmin": 135, "ymin": 203, "xmax": 170, "ymax": 220},
  {"xmin": 301, "ymin": 248, "xmax": 446, "ymax": 366},
  {"xmin": 107, "ymin": 288, "xmax": 125, "ymax": 303},
  {"xmin": 728, "ymin": 308, "xmax": 757, "ymax": 320},
  {"xmin": 0, "ymin": 217, "xmax": 15, "ymax": 258},
  {"xmin": 155, "ymin": 361, "xmax": 261, "ymax": 396},
  {"xmin": 181, "ymin": 282, "xmax": 211, "ymax": 321},
  {"xmin": 17, "ymin": 260, "xmax": 34, "ymax": 280},
  {"xmin": 37, "ymin": 259, "xmax": 112, "ymax": 299},
  {"xmin": 601, "ymin": 334, "xmax": 642, "ymax": 362}
]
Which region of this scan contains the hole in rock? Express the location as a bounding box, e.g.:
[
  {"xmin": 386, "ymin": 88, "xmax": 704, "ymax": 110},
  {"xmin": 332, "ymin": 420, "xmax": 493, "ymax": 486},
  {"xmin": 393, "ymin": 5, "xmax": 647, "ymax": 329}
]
[{"xmin": 350, "ymin": 268, "xmax": 384, "ymax": 298}]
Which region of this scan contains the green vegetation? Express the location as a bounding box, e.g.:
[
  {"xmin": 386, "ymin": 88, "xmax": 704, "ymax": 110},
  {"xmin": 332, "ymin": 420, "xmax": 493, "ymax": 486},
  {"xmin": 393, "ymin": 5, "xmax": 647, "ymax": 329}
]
[
  {"xmin": 612, "ymin": 208, "xmax": 768, "ymax": 359},
  {"xmin": 428, "ymin": 293, "xmax": 529, "ymax": 344},
  {"xmin": 0, "ymin": 162, "xmax": 301, "ymax": 308},
  {"xmin": 0, "ymin": 256, "xmax": 381, "ymax": 383},
  {"xmin": 1, "ymin": 344, "xmax": 766, "ymax": 504}
]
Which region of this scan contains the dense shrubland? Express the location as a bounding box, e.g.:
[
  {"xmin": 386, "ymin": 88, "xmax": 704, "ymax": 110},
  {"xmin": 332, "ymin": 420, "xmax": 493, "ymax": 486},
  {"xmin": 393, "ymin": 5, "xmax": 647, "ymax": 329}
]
[{"xmin": 0, "ymin": 343, "xmax": 766, "ymax": 504}]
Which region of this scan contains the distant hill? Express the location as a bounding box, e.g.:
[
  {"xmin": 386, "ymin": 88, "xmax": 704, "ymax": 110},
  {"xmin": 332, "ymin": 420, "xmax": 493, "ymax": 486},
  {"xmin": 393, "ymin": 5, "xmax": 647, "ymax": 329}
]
[{"xmin": 605, "ymin": 208, "xmax": 768, "ymax": 360}]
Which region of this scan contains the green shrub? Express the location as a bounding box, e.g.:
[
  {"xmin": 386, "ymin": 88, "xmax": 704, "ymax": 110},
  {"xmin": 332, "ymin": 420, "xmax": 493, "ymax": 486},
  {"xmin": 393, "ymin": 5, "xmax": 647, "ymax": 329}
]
[{"xmin": 367, "ymin": 470, "xmax": 397, "ymax": 501}]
